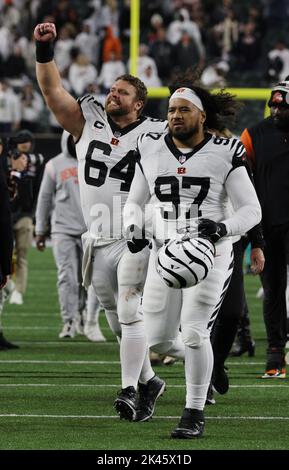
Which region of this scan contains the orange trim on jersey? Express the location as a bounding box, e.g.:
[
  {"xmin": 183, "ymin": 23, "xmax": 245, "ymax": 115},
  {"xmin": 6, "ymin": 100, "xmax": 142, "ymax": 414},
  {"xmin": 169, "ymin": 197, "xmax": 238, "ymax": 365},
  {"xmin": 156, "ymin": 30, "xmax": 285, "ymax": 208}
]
[{"xmin": 240, "ymin": 128, "xmax": 255, "ymax": 167}]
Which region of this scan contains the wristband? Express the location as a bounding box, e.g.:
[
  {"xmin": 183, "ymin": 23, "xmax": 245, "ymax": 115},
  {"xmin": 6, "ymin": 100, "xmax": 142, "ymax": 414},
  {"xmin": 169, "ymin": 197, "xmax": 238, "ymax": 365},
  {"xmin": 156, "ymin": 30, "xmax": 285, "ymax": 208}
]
[{"xmin": 36, "ymin": 41, "xmax": 54, "ymax": 63}]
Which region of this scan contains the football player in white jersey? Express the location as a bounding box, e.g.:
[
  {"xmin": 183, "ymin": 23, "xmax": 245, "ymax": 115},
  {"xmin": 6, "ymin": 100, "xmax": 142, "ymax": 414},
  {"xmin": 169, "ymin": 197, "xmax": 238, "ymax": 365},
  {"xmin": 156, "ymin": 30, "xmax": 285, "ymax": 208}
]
[
  {"xmin": 33, "ymin": 22, "xmax": 168, "ymax": 422},
  {"xmin": 124, "ymin": 72, "xmax": 262, "ymax": 437}
]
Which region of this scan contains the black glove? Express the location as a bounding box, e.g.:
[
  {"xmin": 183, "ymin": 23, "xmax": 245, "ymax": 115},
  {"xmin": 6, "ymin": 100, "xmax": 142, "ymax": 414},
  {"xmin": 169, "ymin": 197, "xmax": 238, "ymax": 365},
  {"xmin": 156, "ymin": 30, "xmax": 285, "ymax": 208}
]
[
  {"xmin": 198, "ymin": 218, "xmax": 227, "ymax": 243},
  {"xmin": 127, "ymin": 225, "xmax": 150, "ymax": 253}
]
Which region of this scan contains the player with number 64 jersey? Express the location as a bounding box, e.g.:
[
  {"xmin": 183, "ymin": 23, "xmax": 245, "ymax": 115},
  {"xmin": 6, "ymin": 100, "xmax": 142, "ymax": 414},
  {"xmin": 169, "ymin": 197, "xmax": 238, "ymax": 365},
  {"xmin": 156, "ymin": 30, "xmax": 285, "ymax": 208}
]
[{"xmin": 34, "ymin": 19, "xmax": 167, "ymax": 423}]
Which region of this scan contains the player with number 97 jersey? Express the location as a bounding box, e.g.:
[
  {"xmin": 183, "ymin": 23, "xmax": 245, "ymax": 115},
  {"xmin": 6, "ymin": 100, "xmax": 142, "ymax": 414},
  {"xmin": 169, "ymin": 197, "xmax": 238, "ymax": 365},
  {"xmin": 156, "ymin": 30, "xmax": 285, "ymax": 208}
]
[
  {"xmin": 76, "ymin": 95, "xmax": 167, "ymax": 244},
  {"xmin": 124, "ymin": 132, "xmax": 260, "ymax": 243}
]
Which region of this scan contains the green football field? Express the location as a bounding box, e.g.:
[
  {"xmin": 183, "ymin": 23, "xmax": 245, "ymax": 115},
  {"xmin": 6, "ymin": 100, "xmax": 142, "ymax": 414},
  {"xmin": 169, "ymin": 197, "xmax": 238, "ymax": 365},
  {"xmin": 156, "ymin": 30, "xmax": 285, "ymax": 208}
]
[{"xmin": 0, "ymin": 247, "xmax": 288, "ymax": 451}]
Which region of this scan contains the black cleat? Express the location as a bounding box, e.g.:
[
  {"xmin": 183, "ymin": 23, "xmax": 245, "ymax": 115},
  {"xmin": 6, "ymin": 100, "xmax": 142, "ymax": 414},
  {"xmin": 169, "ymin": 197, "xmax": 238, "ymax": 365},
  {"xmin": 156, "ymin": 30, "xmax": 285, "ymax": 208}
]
[
  {"xmin": 135, "ymin": 375, "xmax": 166, "ymax": 422},
  {"xmin": 171, "ymin": 408, "xmax": 205, "ymax": 439},
  {"xmin": 205, "ymin": 383, "xmax": 216, "ymax": 405},
  {"xmin": 0, "ymin": 332, "xmax": 19, "ymax": 351},
  {"xmin": 114, "ymin": 386, "xmax": 137, "ymax": 421},
  {"xmin": 212, "ymin": 364, "xmax": 229, "ymax": 394}
]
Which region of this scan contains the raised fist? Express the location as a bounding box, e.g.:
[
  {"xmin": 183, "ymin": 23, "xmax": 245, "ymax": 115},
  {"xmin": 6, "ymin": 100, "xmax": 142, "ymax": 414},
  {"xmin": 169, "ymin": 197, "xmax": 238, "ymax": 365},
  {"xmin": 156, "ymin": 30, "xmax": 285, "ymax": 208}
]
[{"xmin": 34, "ymin": 23, "xmax": 57, "ymax": 42}]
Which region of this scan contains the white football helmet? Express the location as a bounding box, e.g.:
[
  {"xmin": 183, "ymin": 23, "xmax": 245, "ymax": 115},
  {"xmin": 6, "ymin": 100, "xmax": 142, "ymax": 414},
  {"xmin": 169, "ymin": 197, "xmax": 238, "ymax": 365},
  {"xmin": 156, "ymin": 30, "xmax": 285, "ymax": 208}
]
[{"xmin": 156, "ymin": 236, "xmax": 215, "ymax": 289}]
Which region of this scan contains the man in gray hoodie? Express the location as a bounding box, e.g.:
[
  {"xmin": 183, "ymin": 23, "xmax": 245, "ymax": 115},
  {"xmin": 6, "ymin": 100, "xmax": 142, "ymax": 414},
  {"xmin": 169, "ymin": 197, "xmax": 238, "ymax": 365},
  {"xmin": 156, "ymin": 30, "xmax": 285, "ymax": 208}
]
[{"xmin": 35, "ymin": 131, "xmax": 105, "ymax": 341}]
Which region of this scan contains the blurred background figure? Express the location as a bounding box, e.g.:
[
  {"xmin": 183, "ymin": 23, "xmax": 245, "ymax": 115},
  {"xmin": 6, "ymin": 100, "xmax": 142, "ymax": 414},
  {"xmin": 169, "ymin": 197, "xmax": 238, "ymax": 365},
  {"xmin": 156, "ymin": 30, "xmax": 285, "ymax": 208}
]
[
  {"xmin": 68, "ymin": 50, "xmax": 98, "ymax": 97},
  {"xmin": 0, "ymin": 79, "xmax": 21, "ymax": 133},
  {"xmin": 98, "ymin": 50, "xmax": 126, "ymax": 93},
  {"xmin": 7, "ymin": 129, "xmax": 44, "ymax": 305},
  {"xmin": 0, "ymin": 134, "xmax": 26, "ymax": 349},
  {"xmin": 20, "ymin": 79, "xmax": 44, "ymax": 132},
  {"xmin": 35, "ymin": 130, "xmax": 105, "ymax": 341},
  {"xmin": 201, "ymin": 60, "xmax": 229, "ymax": 87}
]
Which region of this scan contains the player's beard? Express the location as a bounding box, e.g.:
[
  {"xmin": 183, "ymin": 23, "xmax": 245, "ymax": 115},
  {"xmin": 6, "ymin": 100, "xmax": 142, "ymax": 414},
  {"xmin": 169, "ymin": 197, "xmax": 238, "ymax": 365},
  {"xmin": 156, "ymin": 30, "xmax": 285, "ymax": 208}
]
[
  {"xmin": 169, "ymin": 124, "xmax": 200, "ymax": 141},
  {"xmin": 105, "ymin": 101, "xmax": 130, "ymax": 117}
]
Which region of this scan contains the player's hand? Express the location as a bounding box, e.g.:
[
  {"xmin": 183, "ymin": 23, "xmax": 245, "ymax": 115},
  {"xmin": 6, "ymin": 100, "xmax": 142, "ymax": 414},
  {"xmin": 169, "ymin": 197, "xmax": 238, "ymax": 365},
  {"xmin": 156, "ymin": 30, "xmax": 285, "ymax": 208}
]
[
  {"xmin": 127, "ymin": 225, "xmax": 150, "ymax": 253},
  {"xmin": 36, "ymin": 234, "xmax": 46, "ymax": 252},
  {"xmin": 34, "ymin": 23, "xmax": 57, "ymax": 42},
  {"xmin": 198, "ymin": 218, "xmax": 227, "ymax": 243},
  {"xmin": 250, "ymin": 247, "xmax": 265, "ymax": 275}
]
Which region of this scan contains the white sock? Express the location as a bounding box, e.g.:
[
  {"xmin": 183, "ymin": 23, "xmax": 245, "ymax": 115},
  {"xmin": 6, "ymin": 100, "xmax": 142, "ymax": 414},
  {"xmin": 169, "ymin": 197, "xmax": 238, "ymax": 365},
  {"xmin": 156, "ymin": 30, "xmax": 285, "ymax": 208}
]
[
  {"xmin": 120, "ymin": 321, "xmax": 148, "ymax": 389},
  {"xmin": 185, "ymin": 340, "xmax": 213, "ymax": 410},
  {"xmin": 139, "ymin": 347, "xmax": 155, "ymax": 384}
]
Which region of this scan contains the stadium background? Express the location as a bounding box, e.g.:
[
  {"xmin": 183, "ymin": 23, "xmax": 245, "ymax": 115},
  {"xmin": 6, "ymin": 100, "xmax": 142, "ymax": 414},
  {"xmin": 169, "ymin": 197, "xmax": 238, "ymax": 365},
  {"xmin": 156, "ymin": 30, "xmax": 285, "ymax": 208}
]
[
  {"xmin": 1, "ymin": 0, "xmax": 289, "ymax": 451},
  {"xmin": 1, "ymin": 0, "xmax": 284, "ymax": 159}
]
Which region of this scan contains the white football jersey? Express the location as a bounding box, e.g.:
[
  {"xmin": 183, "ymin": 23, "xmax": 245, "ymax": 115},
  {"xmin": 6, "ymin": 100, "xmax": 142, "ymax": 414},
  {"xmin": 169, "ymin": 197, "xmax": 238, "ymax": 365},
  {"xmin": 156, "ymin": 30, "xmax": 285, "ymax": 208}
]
[
  {"xmin": 75, "ymin": 95, "xmax": 167, "ymax": 242},
  {"xmin": 124, "ymin": 131, "xmax": 261, "ymax": 242}
]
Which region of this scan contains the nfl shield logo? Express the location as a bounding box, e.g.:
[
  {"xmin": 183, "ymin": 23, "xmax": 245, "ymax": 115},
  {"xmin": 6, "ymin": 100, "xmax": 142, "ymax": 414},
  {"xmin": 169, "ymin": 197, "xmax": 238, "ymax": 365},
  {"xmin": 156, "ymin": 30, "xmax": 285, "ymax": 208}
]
[{"xmin": 179, "ymin": 155, "xmax": 186, "ymax": 164}]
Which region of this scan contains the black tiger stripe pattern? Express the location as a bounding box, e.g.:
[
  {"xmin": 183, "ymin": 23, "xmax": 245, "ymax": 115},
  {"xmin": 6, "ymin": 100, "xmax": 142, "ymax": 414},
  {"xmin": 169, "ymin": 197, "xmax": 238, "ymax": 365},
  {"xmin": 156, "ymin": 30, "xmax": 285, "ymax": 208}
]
[{"xmin": 207, "ymin": 250, "xmax": 234, "ymax": 331}]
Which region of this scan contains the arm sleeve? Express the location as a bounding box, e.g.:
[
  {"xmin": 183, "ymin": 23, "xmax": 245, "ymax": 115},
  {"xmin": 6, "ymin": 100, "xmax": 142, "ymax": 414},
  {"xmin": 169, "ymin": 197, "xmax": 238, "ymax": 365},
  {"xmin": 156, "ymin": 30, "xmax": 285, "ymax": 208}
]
[
  {"xmin": 222, "ymin": 166, "xmax": 262, "ymax": 236},
  {"xmin": 35, "ymin": 161, "xmax": 56, "ymax": 235},
  {"xmin": 123, "ymin": 160, "xmax": 151, "ymax": 232}
]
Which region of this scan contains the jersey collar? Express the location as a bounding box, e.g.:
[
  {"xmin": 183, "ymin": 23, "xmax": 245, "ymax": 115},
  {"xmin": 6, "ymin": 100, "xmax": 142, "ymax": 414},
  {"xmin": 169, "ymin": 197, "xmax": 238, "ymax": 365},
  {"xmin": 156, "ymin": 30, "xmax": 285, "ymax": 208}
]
[
  {"xmin": 165, "ymin": 132, "xmax": 212, "ymax": 162},
  {"xmin": 108, "ymin": 115, "xmax": 147, "ymax": 137}
]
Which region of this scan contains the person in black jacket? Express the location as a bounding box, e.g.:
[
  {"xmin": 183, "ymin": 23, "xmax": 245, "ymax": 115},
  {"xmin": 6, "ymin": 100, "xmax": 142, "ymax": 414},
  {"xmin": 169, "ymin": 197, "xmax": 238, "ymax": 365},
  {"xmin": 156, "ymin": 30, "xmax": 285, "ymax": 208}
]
[
  {"xmin": 0, "ymin": 137, "xmax": 18, "ymax": 349},
  {"xmin": 241, "ymin": 77, "xmax": 289, "ymax": 378},
  {"xmin": 7, "ymin": 130, "xmax": 44, "ymax": 306}
]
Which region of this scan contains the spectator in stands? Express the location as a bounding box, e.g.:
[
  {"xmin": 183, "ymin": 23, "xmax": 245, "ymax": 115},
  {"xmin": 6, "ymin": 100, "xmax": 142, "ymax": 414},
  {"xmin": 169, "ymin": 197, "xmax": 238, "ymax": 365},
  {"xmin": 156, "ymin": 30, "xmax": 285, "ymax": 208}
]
[
  {"xmin": 102, "ymin": 25, "xmax": 122, "ymax": 64},
  {"xmin": 0, "ymin": 19, "xmax": 13, "ymax": 61},
  {"xmin": 172, "ymin": 29, "xmax": 204, "ymax": 73},
  {"xmin": 102, "ymin": 0, "xmax": 120, "ymax": 38},
  {"xmin": 20, "ymin": 80, "xmax": 44, "ymax": 132},
  {"xmin": 132, "ymin": 43, "xmax": 159, "ymax": 79},
  {"xmin": 74, "ymin": 21, "xmax": 100, "ymax": 67},
  {"xmin": 1, "ymin": 0, "xmax": 21, "ymax": 30},
  {"xmin": 201, "ymin": 60, "xmax": 229, "ymax": 88},
  {"xmin": 68, "ymin": 51, "xmax": 98, "ymax": 97},
  {"xmin": 139, "ymin": 64, "xmax": 162, "ymax": 88},
  {"xmin": 149, "ymin": 26, "xmax": 174, "ymax": 84},
  {"xmin": 167, "ymin": 7, "xmax": 204, "ymax": 58},
  {"xmin": 233, "ymin": 21, "xmax": 262, "ymax": 72},
  {"xmin": 0, "ymin": 79, "xmax": 21, "ymax": 133},
  {"xmin": 8, "ymin": 130, "xmax": 44, "ymax": 305},
  {"xmin": 52, "ymin": 0, "xmax": 78, "ymax": 32},
  {"xmin": 98, "ymin": 51, "xmax": 126, "ymax": 94},
  {"xmin": 54, "ymin": 23, "xmax": 75, "ymax": 74},
  {"xmin": 267, "ymin": 40, "xmax": 289, "ymax": 83},
  {"xmin": 4, "ymin": 44, "xmax": 29, "ymax": 89}
]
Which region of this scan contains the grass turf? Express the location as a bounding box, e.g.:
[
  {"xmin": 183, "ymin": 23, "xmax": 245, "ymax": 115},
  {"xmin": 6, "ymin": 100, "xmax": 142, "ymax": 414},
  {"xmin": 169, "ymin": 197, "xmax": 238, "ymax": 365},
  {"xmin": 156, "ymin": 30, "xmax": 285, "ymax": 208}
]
[{"xmin": 0, "ymin": 247, "xmax": 288, "ymax": 450}]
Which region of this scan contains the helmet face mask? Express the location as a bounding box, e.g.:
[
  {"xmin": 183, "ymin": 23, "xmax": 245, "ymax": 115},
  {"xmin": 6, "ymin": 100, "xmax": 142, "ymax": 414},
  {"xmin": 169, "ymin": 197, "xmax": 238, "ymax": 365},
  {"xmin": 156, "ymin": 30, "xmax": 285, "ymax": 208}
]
[{"xmin": 156, "ymin": 236, "xmax": 215, "ymax": 289}]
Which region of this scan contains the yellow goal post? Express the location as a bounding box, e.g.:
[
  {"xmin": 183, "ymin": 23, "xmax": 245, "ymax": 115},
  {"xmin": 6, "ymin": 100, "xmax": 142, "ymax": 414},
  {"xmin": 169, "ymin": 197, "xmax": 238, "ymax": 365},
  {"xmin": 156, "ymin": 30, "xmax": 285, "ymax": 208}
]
[{"xmin": 129, "ymin": 0, "xmax": 271, "ymax": 117}]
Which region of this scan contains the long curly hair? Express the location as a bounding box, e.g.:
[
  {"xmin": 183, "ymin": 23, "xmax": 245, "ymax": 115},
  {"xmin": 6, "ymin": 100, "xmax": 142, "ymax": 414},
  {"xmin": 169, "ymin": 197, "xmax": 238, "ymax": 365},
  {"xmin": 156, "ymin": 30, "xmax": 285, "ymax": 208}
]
[{"xmin": 168, "ymin": 68, "xmax": 242, "ymax": 132}]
